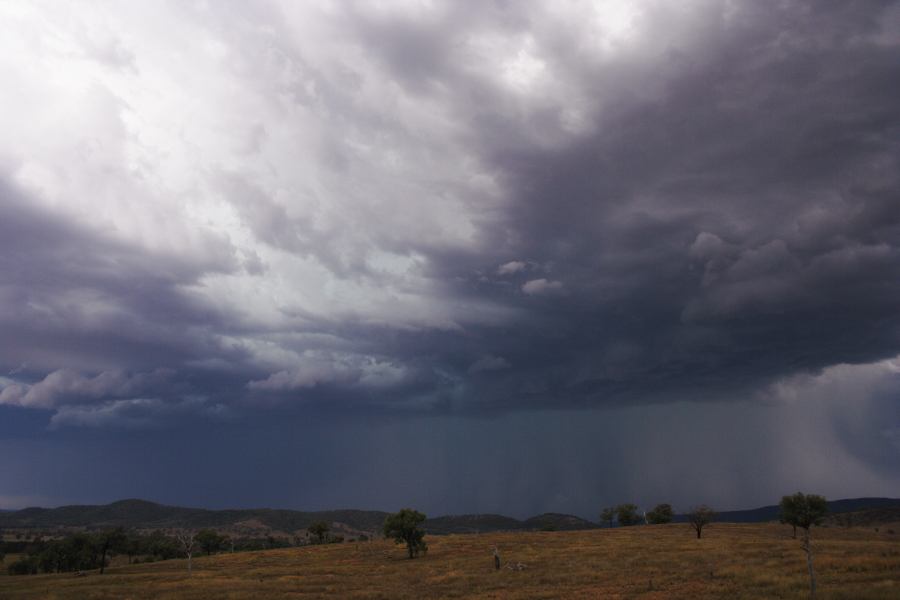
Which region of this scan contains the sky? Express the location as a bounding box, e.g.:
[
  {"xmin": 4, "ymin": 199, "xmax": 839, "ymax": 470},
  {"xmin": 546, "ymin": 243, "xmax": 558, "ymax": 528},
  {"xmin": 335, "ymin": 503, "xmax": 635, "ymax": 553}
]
[{"xmin": 1, "ymin": 0, "xmax": 899, "ymax": 519}]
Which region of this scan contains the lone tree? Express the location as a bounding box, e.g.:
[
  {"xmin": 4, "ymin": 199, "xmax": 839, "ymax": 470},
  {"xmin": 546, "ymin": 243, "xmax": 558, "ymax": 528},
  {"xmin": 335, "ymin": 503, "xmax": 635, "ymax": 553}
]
[
  {"xmin": 599, "ymin": 507, "xmax": 615, "ymax": 528},
  {"xmin": 780, "ymin": 492, "xmax": 828, "ymax": 599},
  {"xmin": 175, "ymin": 530, "xmax": 197, "ymax": 575},
  {"xmin": 647, "ymin": 503, "xmax": 674, "ymax": 525},
  {"xmin": 196, "ymin": 529, "xmax": 225, "ymax": 556},
  {"xmin": 307, "ymin": 521, "xmax": 330, "ymax": 544},
  {"xmin": 688, "ymin": 505, "xmax": 716, "ymax": 539},
  {"xmin": 383, "ymin": 509, "xmax": 428, "ymax": 559},
  {"xmin": 615, "ymin": 504, "xmax": 642, "ymax": 526}
]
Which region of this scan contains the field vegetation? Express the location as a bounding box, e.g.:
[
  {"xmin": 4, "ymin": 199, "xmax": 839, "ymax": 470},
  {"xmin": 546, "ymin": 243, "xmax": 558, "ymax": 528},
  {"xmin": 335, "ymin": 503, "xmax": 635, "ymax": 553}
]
[{"xmin": 1, "ymin": 522, "xmax": 898, "ymax": 599}]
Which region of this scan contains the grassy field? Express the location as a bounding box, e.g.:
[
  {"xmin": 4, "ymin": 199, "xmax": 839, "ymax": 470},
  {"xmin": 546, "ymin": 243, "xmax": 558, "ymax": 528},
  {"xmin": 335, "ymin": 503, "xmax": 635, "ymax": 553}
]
[{"xmin": 1, "ymin": 523, "xmax": 898, "ymax": 599}]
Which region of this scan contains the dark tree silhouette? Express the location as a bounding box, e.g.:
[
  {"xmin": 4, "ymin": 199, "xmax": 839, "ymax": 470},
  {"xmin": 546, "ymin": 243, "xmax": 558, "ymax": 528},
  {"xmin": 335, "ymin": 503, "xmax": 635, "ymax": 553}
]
[
  {"xmin": 615, "ymin": 504, "xmax": 641, "ymax": 526},
  {"xmin": 646, "ymin": 503, "xmax": 674, "ymax": 525},
  {"xmin": 599, "ymin": 507, "xmax": 615, "ymax": 528},
  {"xmin": 688, "ymin": 505, "xmax": 716, "ymax": 539},
  {"xmin": 307, "ymin": 521, "xmax": 330, "ymax": 544},
  {"xmin": 196, "ymin": 529, "xmax": 226, "ymax": 556}
]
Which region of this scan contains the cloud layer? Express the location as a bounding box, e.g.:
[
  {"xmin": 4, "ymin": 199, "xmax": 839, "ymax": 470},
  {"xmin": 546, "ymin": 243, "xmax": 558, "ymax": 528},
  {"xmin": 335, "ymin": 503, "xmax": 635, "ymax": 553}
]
[{"xmin": 0, "ymin": 0, "xmax": 898, "ymax": 511}]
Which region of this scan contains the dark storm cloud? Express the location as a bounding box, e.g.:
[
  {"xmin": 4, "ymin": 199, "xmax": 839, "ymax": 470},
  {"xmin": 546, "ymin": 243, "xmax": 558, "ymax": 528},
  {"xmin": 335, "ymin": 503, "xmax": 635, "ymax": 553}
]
[
  {"xmin": 384, "ymin": 0, "xmax": 900, "ymax": 410},
  {"xmin": 0, "ymin": 178, "xmax": 258, "ymax": 411},
  {"xmin": 1, "ymin": 0, "xmax": 898, "ymax": 420},
  {"xmin": 1, "ymin": 0, "xmax": 899, "ymax": 513}
]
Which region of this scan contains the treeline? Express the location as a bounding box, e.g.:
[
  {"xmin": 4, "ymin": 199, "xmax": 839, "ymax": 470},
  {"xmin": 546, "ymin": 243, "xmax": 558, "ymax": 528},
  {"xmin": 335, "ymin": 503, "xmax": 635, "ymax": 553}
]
[
  {"xmin": 4, "ymin": 526, "xmax": 344, "ymax": 576},
  {"xmin": 6, "ymin": 529, "xmax": 179, "ymax": 575},
  {"xmin": 598, "ymin": 503, "xmax": 676, "ymax": 527}
]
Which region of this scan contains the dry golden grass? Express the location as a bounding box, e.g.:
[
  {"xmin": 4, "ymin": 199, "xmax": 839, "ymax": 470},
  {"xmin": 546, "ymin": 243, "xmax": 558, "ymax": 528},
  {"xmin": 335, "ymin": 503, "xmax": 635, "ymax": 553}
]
[{"xmin": 1, "ymin": 523, "xmax": 898, "ymax": 599}]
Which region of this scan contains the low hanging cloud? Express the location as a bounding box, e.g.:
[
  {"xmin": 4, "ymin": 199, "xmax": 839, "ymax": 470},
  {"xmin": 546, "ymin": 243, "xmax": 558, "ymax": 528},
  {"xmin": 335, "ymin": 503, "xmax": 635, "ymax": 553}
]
[
  {"xmin": 247, "ymin": 352, "xmax": 411, "ymax": 394},
  {"xmin": 47, "ymin": 396, "xmax": 233, "ymax": 430},
  {"xmin": 0, "ymin": 369, "xmax": 174, "ymax": 409}
]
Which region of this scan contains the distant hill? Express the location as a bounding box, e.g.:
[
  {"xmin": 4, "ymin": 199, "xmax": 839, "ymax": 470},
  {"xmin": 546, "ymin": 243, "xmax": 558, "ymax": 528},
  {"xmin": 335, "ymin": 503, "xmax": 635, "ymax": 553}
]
[
  {"xmin": 423, "ymin": 512, "xmax": 597, "ymax": 534},
  {"xmin": 674, "ymin": 497, "xmax": 900, "ymax": 524},
  {"xmin": 825, "ymin": 506, "xmax": 900, "ymax": 528},
  {"xmin": 2, "ymin": 497, "xmax": 897, "ymax": 535},
  {"xmin": 422, "ymin": 513, "xmax": 523, "ymax": 535},
  {"xmin": 523, "ymin": 513, "xmax": 598, "ymax": 531},
  {"xmin": 0, "ymin": 499, "xmax": 388, "ymax": 536},
  {"xmin": 0, "ymin": 499, "xmax": 596, "ymax": 536}
]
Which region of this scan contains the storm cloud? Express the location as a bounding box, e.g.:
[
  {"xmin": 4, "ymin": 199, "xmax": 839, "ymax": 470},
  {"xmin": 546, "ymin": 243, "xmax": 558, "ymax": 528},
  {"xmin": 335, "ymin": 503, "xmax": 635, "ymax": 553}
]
[{"xmin": 1, "ymin": 0, "xmax": 898, "ymax": 514}]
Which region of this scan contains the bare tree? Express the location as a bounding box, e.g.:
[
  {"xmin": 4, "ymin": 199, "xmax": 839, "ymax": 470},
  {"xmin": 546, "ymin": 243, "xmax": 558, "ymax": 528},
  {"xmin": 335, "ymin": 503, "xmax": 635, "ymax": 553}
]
[
  {"xmin": 688, "ymin": 505, "xmax": 716, "ymax": 539},
  {"xmin": 176, "ymin": 530, "xmax": 197, "ymax": 575}
]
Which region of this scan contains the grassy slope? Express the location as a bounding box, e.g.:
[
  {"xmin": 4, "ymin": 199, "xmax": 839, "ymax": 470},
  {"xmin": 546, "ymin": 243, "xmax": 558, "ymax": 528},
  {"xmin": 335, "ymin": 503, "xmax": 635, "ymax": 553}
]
[{"xmin": 1, "ymin": 523, "xmax": 898, "ymax": 599}]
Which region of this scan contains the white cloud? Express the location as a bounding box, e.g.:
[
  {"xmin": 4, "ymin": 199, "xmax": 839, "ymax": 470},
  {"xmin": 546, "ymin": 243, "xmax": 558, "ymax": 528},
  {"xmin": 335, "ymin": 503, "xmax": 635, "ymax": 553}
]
[
  {"xmin": 522, "ymin": 278, "xmax": 564, "ymax": 295},
  {"xmin": 247, "ymin": 352, "xmax": 409, "ymax": 393},
  {"xmin": 497, "ymin": 260, "xmax": 528, "ymax": 275},
  {"xmin": 0, "ymin": 369, "xmax": 173, "ymax": 409}
]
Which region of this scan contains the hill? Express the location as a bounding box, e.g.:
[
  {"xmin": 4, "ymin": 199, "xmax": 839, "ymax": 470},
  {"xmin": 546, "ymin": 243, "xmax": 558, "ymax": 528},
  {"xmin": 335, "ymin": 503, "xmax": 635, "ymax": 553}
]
[
  {"xmin": 522, "ymin": 513, "xmax": 598, "ymax": 531},
  {"xmin": 0, "ymin": 500, "xmax": 597, "ymax": 536},
  {"xmin": 825, "ymin": 506, "xmax": 900, "ymax": 527},
  {"xmin": 674, "ymin": 497, "xmax": 900, "ymax": 524},
  {"xmin": 2, "ymin": 497, "xmax": 898, "ymax": 536},
  {"xmin": 0, "ymin": 499, "xmax": 388, "ymax": 536},
  {"xmin": 421, "ymin": 514, "xmax": 523, "ymax": 535}
]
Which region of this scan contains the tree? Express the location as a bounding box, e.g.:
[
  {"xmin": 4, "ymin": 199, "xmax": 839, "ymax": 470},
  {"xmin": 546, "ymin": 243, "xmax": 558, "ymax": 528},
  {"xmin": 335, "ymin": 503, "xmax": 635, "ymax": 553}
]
[
  {"xmin": 146, "ymin": 531, "xmax": 180, "ymax": 561},
  {"xmin": 647, "ymin": 503, "xmax": 674, "ymax": 525},
  {"xmin": 307, "ymin": 521, "xmax": 330, "ymax": 544},
  {"xmin": 175, "ymin": 530, "xmax": 197, "ymax": 575},
  {"xmin": 96, "ymin": 528, "xmax": 127, "ymax": 574},
  {"xmin": 383, "ymin": 509, "xmax": 428, "ymax": 559},
  {"xmin": 615, "ymin": 504, "xmax": 641, "ymax": 526},
  {"xmin": 688, "ymin": 505, "xmax": 715, "ymax": 539},
  {"xmin": 195, "ymin": 529, "xmax": 225, "ymax": 556},
  {"xmin": 122, "ymin": 534, "xmax": 138, "ymax": 564},
  {"xmin": 779, "ymin": 511, "xmax": 797, "ymax": 539},
  {"xmin": 599, "ymin": 507, "xmax": 615, "ymax": 528},
  {"xmin": 780, "ymin": 492, "xmax": 827, "ymax": 599}
]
